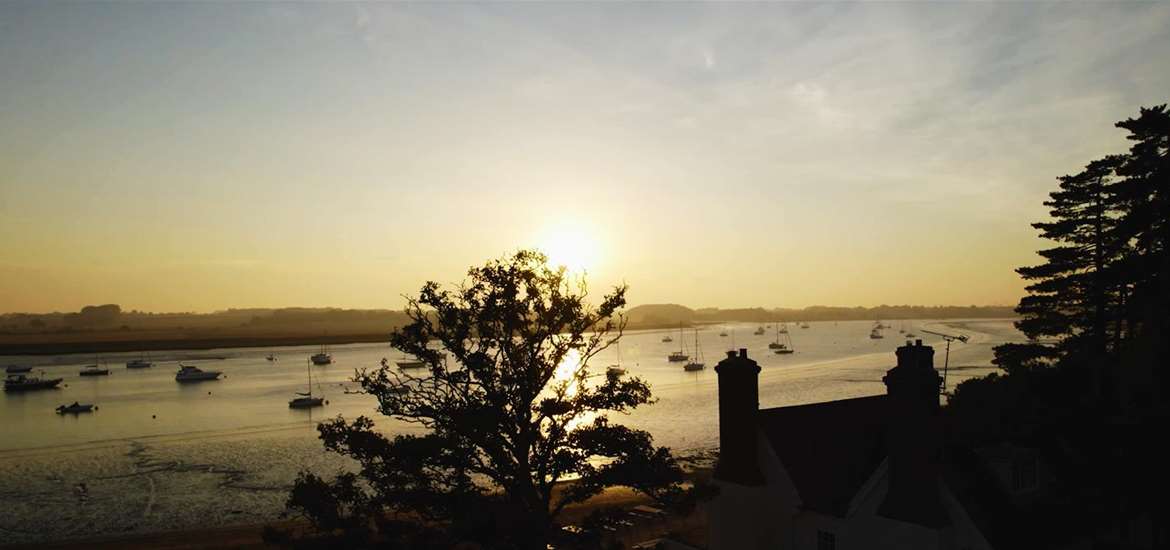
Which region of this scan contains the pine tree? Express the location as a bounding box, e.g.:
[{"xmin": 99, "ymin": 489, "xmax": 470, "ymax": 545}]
[
  {"xmin": 1005, "ymin": 157, "xmax": 1125, "ymax": 369},
  {"xmin": 996, "ymin": 105, "xmax": 1169, "ymax": 400}
]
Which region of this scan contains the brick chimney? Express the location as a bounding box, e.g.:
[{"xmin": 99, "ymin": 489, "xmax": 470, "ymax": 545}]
[
  {"xmin": 878, "ymin": 339, "xmax": 948, "ymax": 527},
  {"xmin": 714, "ymin": 348, "xmax": 764, "ymax": 486}
]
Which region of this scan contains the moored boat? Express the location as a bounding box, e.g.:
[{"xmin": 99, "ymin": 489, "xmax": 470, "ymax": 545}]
[
  {"xmin": 126, "ymin": 355, "xmax": 153, "ymax": 369},
  {"xmin": 80, "ymin": 364, "xmax": 110, "ymax": 376},
  {"xmin": 289, "ymin": 359, "xmax": 326, "ymax": 409},
  {"xmin": 310, "ymin": 343, "xmax": 332, "ymax": 365},
  {"xmin": 769, "ymin": 323, "xmax": 796, "ymax": 354},
  {"xmin": 5, "ymin": 374, "xmax": 64, "ymax": 392},
  {"xmin": 606, "ymin": 342, "xmax": 627, "ymax": 376},
  {"xmin": 5, "ymin": 365, "xmax": 32, "ymax": 374},
  {"xmin": 175, "ymin": 364, "xmax": 222, "ymax": 382},
  {"xmin": 667, "ymin": 323, "xmax": 689, "ymax": 362},
  {"xmin": 56, "ymin": 402, "xmax": 96, "ymax": 414},
  {"xmin": 684, "ymin": 329, "xmax": 705, "ymax": 371}
]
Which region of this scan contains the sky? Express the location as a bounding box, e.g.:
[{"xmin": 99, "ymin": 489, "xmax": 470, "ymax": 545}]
[{"xmin": 1, "ymin": 2, "xmax": 1168, "ymax": 313}]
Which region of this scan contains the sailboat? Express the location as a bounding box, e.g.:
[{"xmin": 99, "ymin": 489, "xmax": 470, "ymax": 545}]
[
  {"xmin": 799, "ymin": 321, "xmax": 810, "ymax": 329},
  {"xmin": 753, "ymin": 326, "xmax": 765, "ymax": 335},
  {"xmin": 661, "ymin": 332, "xmax": 673, "ymax": 343},
  {"xmin": 310, "ymin": 343, "xmax": 332, "ymax": 365},
  {"xmin": 684, "ymin": 329, "xmax": 705, "ymax": 371},
  {"xmin": 289, "ymin": 359, "xmax": 325, "ymax": 409},
  {"xmin": 607, "ymin": 341, "xmax": 626, "ymax": 376},
  {"xmin": 769, "ymin": 323, "xmax": 794, "ymax": 354},
  {"xmin": 771, "ymin": 324, "xmax": 795, "ymax": 355},
  {"xmin": 777, "ymin": 323, "xmax": 789, "ymax": 334},
  {"xmin": 667, "ymin": 323, "xmax": 689, "ymax": 362},
  {"xmin": 870, "ymin": 322, "xmax": 884, "ymax": 339}
]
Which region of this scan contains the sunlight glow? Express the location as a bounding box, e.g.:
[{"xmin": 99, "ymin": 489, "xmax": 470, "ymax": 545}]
[
  {"xmin": 553, "ymin": 348, "xmax": 583, "ymax": 397},
  {"xmin": 539, "ymin": 224, "xmax": 600, "ymax": 274}
]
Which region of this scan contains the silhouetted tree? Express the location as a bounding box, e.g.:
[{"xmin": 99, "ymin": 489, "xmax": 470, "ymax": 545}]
[
  {"xmin": 996, "ymin": 105, "xmax": 1170, "ymax": 399},
  {"xmin": 284, "ymin": 250, "xmax": 692, "ymax": 549}
]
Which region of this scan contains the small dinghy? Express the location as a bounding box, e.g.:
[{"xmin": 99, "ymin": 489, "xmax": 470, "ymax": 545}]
[{"xmin": 56, "ymin": 402, "xmax": 96, "ymax": 414}]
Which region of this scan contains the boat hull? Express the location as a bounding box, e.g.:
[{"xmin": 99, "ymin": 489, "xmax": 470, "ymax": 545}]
[
  {"xmin": 175, "ymin": 373, "xmax": 221, "ymax": 382},
  {"xmin": 4, "ymin": 378, "xmax": 63, "ymax": 392},
  {"xmin": 683, "ymin": 363, "xmax": 705, "ymax": 371},
  {"xmin": 79, "ymin": 370, "xmax": 110, "ymax": 376},
  {"xmin": 289, "ymin": 397, "xmax": 324, "ymax": 409},
  {"xmin": 396, "ymin": 361, "xmax": 426, "ymax": 369}
]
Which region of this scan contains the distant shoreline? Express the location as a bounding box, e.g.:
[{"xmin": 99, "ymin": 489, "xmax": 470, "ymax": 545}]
[
  {"xmin": 0, "ymin": 333, "xmax": 395, "ymax": 357},
  {"xmin": 0, "ymin": 317, "xmax": 1018, "ymax": 357}
]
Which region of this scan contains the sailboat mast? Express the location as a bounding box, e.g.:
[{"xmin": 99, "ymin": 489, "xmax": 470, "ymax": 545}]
[{"xmin": 306, "ymin": 358, "xmax": 313, "ymax": 399}]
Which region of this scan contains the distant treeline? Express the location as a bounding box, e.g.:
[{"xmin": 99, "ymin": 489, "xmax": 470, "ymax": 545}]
[
  {"xmin": 0, "ymin": 302, "xmax": 1014, "ymax": 355},
  {"xmin": 625, "ymin": 303, "xmax": 1016, "ymax": 327},
  {"xmin": 1, "ymin": 303, "xmax": 1016, "ymax": 335},
  {"xmin": 0, "ymin": 305, "xmax": 411, "ymax": 337}
]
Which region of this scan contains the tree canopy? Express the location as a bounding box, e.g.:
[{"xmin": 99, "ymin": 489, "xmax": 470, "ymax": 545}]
[
  {"xmin": 279, "ymin": 250, "xmax": 694, "ymax": 549},
  {"xmin": 995, "ymin": 104, "xmax": 1169, "ymax": 406}
]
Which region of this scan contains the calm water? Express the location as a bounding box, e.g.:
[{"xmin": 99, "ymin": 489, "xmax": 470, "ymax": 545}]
[{"xmin": 0, "ymin": 319, "xmax": 1021, "ymax": 544}]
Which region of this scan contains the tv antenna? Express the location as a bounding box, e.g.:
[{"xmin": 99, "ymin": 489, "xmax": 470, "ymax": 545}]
[{"xmin": 920, "ymin": 329, "xmax": 968, "ymax": 392}]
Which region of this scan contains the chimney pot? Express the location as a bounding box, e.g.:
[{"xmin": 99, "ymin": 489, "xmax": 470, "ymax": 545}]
[
  {"xmin": 739, "ymin": 348, "xmax": 748, "ymax": 358},
  {"xmin": 726, "ymin": 350, "xmax": 736, "ymax": 359}
]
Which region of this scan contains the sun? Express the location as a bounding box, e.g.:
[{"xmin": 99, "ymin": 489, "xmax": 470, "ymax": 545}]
[{"xmin": 539, "ymin": 224, "xmax": 600, "ymax": 273}]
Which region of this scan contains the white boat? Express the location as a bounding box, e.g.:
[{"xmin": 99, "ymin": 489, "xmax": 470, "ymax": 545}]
[
  {"xmin": 175, "ymin": 364, "xmax": 222, "ymax": 382},
  {"xmin": 5, "ymin": 374, "xmax": 63, "ymax": 392},
  {"xmin": 684, "ymin": 329, "xmax": 705, "ymax": 371},
  {"xmin": 799, "ymin": 322, "xmax": 810, "ymax": 329},
  {"xmin": 56, "ymin": 402, "xmax": 95, "ymax": 414},
  {"xmin": 667, "ymin": 323, "xmax": 689, "ymax": 362},
  {"xmin": 289, "ymin": 359, "xmax": 325, "ymax": 409}
]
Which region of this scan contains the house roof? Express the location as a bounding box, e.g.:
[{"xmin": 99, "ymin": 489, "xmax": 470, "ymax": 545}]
[{"xmin": 756, "ymin": 395, "xmax": 890, "ymax": 517}]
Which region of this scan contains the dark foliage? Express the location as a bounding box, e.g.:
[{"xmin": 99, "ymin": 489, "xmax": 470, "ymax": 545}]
[
  {"xmin": 995, "ymin": 105, "xmax": 1170, "ymax": 406},
  {"xmin": 275, "ymin": 250, "xmax": 693, "ymax": 549},
  {"xmin": 954, "ymin": 104, "xmax": 1170, "ymax": 547}
]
